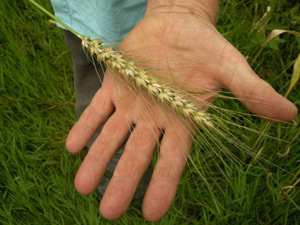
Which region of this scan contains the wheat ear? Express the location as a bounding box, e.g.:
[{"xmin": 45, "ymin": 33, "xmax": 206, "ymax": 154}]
[
  {"xmin": 82, "ymin": 37, "xmax": 213, "ymax": 127},
  {"xmin": 28, "ymin": 0, "xmax": 213, "ymax": 127}
]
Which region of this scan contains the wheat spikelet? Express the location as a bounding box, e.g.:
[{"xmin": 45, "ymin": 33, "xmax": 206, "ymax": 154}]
[{"xmin": 82, "ymin": 37, "xmax": 213, "ymax": 128}]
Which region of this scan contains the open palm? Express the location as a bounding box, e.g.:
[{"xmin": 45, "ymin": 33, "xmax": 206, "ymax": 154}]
[{"xmin": 66, "ymin": 12, "xmax": 297, "ymax": 222}]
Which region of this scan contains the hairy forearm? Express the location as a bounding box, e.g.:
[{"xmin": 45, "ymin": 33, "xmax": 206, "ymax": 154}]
[{"xmin": 146, "ymin": 0, "xmax": 219, "ymax": 23}]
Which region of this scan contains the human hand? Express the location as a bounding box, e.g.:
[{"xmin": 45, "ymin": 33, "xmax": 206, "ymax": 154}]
[{"xmin": 66, "ymin": 1, "xmax": 297, "ymax": 222}]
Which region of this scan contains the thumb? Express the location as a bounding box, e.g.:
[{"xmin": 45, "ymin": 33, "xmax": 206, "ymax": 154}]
[{"xmin": 218, "ymin": 46, "xmax": 298, "ymax": 122}]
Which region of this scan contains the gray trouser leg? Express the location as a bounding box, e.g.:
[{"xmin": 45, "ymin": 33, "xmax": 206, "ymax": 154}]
[{"xmin": 64, "ymin": 30, "xmax": 152, "ymax": 208}]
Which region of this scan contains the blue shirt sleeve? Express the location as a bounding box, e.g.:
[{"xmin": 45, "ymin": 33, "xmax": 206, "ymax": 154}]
[{"xmin": 50, "ymin": 0, "xmax": 147, "ymax": 45}]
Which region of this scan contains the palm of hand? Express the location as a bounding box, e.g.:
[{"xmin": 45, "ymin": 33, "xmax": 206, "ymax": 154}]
[{"xmin": 66, "ymin": 13, "xmax": 297, "ymax": 222}]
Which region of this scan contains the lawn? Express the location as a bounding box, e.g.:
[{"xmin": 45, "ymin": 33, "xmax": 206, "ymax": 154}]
[{"xmin": 0, "ymin": 0, "xmax": 299, "ymax": 224}]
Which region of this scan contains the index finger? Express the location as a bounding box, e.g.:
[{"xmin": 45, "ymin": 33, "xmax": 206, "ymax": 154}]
[{"xmin": 142, "ymin": 123, "xmax": 194, "ymax": 222}]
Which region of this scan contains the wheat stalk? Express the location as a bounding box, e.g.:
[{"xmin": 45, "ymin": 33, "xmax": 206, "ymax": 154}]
[
  {"xmin": 28, "ymin": 0, "xmax": 213, "ymax": 128},
  {"xmin": 82, "ymin": 37, "xmax": 213, "ymax": 127}
]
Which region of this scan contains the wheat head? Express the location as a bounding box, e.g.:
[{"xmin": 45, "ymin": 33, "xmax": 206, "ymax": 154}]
[{"xmin": 82, "ymin": 37, "xmax": 214, "ymax": 128}]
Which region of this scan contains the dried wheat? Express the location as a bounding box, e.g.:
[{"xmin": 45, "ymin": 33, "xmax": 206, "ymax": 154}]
[{"xmin": 82, "ymin": 37, "xmax": 213, "ymax": 127}]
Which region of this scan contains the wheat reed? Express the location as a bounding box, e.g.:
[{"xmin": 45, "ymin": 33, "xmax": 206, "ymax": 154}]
[
  {"xmin": 82, "ymin": 37, "xmax": 214, "ymax": 127},
  {"xmin": 28, "ymin": 0, "xmax": 213, "ymax": 128}
]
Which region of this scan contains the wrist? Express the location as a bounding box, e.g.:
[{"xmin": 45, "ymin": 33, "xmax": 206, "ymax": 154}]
[{"xmin": 146, "ymin": 0, "xmax": 219, "ymax": 24}]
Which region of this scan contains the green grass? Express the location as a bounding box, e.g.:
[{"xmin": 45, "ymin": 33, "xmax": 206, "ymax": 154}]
[{"xmin": 1, "ymin": 0, "xmax": 299, "ymax": 224}]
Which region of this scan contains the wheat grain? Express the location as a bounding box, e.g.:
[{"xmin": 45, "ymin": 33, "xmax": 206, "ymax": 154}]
[
  {"xmin": 29, "ymin": 0, "xmax": 213, "ymax": 128},
  {"xmin": 82, "ymin": 37, "xmax": 214, "ymax": 127}
]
